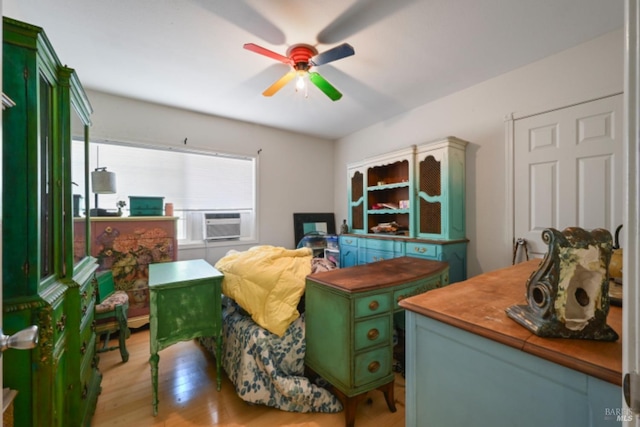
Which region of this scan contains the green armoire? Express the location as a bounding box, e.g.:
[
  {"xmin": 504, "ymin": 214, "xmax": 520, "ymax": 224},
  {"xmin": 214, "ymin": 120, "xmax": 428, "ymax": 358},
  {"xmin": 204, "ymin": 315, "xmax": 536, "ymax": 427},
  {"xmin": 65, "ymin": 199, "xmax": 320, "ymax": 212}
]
[{"xmin": 2, "ymin": 17, "xmax": 101, "ymax": 426}]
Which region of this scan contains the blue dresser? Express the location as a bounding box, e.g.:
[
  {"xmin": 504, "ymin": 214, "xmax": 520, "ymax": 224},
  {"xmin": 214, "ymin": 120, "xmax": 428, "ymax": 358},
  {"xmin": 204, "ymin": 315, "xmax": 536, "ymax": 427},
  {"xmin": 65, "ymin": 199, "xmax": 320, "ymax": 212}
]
[
  {"xmin": 399, "ymin": 260, "xmax": 622, "ymax": 427},
  {"xmin": 339, "ymin": 234, "xmax": 468, "ymax": 283}
]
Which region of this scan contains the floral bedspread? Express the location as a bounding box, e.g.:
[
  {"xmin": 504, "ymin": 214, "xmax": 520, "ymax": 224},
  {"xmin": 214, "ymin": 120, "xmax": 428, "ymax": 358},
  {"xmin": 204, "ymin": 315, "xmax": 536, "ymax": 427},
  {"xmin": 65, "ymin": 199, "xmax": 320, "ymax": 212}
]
[{"xmin": 199, "ymin": 301, "xmax": 343, "ymax": 413}]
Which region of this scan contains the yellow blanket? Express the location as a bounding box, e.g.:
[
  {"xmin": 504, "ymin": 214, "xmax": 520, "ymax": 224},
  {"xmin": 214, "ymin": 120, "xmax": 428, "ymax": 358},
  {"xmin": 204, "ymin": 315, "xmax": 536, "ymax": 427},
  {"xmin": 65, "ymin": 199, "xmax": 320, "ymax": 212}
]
[{"xmin": 215, "ymin": 246, "xmax": 312, "ymax": 336}]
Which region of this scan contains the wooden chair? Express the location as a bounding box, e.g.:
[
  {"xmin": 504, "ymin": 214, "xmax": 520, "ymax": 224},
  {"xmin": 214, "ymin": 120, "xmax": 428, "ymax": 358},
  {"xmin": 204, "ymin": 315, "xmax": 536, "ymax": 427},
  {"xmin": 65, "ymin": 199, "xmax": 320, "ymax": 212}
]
[{"xmin": 95, "ymin": 270, "xmax": 130, "ymax": 362}]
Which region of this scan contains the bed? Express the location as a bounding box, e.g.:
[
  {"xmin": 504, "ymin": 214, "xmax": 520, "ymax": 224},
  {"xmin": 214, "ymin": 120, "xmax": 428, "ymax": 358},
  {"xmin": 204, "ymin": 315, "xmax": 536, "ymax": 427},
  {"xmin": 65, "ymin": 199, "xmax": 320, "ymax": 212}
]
[{"xmin": 199, "ymin": 246, "xmax": 343, "ymax": 413}]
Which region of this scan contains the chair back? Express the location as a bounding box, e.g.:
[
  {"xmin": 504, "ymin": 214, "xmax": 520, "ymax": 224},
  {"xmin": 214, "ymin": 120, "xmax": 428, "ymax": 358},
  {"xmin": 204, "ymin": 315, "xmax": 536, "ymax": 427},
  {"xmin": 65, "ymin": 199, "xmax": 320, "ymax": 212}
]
[{"xmin": 96, "ymin": 270, "xmax": 115, "ymax": 304}]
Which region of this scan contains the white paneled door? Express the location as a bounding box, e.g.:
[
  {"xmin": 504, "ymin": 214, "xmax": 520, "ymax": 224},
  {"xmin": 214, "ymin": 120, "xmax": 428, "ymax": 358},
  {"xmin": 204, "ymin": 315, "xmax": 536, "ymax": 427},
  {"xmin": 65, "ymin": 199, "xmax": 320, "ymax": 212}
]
[{"xmin": 513, "ymin": 94, "xmax": 623, "ymax": 258}]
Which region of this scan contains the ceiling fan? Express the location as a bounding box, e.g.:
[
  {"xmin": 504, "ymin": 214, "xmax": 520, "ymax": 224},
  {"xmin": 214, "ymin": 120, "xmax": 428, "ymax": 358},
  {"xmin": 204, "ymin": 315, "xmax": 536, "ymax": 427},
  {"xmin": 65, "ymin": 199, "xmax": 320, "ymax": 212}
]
[{"xmin": 243, "ymin": 42, "xmax": 355, "ymax": 101}]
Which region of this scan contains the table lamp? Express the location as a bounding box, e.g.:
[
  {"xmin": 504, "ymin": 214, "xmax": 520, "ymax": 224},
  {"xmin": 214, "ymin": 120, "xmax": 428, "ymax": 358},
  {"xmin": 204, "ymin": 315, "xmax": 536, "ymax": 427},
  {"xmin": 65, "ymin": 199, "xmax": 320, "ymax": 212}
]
[{"xmin": 91, "ymin": 167, "xmax": 116, "ymax": 216}]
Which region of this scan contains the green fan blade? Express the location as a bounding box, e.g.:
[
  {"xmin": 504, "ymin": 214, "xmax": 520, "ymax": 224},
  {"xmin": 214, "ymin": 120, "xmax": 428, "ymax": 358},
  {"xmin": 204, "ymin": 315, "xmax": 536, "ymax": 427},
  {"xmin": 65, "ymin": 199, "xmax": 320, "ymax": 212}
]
[
  {"xmin": 308, "ymin": 72, "xmax": 342, "ymax": 101},
  {"xmin": 263, "ymin": 71, "xmax": 295, "ymax": 96}
]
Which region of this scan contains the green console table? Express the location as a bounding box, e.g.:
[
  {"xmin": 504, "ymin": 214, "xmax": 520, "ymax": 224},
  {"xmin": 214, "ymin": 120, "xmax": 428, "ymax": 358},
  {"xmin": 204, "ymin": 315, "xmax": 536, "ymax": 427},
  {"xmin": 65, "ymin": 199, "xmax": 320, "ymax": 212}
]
[{"xmin": 148, "ymin": 259, "xmax": 224, "ymax": 415}]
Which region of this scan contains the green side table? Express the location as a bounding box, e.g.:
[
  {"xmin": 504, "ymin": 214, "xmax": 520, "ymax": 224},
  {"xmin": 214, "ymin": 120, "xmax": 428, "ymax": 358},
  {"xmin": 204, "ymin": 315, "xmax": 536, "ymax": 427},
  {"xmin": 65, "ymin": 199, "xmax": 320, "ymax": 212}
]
[{"xmin": 148, "ymin": 259, "xmax": 224, "ymax": 415}]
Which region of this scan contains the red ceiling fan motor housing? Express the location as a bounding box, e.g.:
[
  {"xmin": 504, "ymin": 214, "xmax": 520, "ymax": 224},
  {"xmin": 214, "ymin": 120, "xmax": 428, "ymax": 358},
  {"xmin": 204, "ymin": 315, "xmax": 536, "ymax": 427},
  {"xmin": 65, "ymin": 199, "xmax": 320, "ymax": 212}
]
[{"xmin": 287, "ymin": 44, "xmax": 317, "ymax": 71}]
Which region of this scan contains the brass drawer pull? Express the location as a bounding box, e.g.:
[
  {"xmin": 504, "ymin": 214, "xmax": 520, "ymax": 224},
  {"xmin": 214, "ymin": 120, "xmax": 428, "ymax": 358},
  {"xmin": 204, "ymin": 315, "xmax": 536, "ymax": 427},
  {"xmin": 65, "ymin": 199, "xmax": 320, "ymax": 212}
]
[
  {"xmin": 56, "ymin": 314, "xmax": 67, "ymax": 332},
  {"xmin": 397, "ymin": 283, "xmax": 432, "ymax": 303},
  {"xmin": 368, "ymin": 361, "xmax": 380, "ymax": 373},
  {"xmin": 368, "ymin": 300, "xmax": 379, "ymax": 311},
  {"xmin": 414, "ymin": 247, "xmax": 427, "ymax": 253},
  {"xmin": 367, "ymin": 328, "xmax": 379, "ymax": 340}
]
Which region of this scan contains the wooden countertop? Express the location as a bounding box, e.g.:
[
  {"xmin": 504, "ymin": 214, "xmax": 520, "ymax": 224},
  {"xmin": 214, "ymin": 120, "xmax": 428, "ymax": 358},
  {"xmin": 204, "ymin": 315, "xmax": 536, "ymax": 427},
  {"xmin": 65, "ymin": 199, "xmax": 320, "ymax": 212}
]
[
  {"xmin": 399, "ymin": 259, "xmax": 622, "ymax": 386},
  {"xmin": 307, "ymin": 256, "xmax": 448, "ymax": 293}
]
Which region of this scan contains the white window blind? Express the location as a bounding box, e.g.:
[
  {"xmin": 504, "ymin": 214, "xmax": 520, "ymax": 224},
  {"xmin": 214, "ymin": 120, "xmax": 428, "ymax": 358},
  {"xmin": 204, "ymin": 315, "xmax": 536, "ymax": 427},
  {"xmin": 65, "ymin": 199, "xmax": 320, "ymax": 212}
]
[
  {"xmin": 72, "ymin": 140, "xmax": 257, "ymax": 242},
  {"xmin": 88, "ymin": 143, "xmax": 254, "ymax": 210}
]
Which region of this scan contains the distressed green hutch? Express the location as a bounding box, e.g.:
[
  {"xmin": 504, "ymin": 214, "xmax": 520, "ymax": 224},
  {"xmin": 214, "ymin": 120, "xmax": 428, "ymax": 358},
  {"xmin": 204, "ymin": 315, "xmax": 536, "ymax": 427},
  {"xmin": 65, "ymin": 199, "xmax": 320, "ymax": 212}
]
[{"xmin": 2, "ymin": 17, "xmax": 101, "ymax": 426}]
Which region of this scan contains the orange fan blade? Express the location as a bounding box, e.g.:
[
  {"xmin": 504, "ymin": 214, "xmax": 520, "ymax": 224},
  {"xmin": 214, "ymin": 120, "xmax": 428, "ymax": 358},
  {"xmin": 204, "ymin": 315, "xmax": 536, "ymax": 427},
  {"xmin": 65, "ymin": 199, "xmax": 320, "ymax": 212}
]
[{"xmin": 263, "ymin": 71, "xmax": 296, "ymax": 96}]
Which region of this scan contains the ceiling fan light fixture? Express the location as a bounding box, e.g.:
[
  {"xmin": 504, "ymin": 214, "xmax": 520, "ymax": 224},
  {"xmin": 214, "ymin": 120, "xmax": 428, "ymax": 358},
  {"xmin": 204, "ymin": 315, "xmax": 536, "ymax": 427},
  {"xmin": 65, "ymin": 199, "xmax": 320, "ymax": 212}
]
[
  {"xmin": 295, "ymin": 71, "xmax": 306, "ymax": 90},
  {"xmin": 295, "ymin": 71, "xmax": 308, "ymax": 97}
]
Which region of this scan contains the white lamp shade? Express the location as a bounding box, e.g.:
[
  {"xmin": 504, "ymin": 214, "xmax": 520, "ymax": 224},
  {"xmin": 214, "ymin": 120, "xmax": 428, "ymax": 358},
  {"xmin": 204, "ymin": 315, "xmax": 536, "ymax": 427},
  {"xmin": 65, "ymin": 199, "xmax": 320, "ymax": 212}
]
[{"xmin": 91, "ymin": 170, "xmax": 116, "ymax": 194}]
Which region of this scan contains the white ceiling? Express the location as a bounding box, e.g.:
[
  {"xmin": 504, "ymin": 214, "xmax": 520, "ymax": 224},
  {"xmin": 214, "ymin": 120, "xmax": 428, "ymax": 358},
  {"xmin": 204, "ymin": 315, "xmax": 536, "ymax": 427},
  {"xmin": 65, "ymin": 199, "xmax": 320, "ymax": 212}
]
[{"xmin": 3, "ymin": 0, "xmax": 624, "ymax": 140}]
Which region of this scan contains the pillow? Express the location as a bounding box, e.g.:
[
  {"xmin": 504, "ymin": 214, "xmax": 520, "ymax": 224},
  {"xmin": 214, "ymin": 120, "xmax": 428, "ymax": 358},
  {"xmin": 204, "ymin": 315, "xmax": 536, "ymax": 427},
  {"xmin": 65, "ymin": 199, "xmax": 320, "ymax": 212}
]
[{"xmin": 215, "ymin": 246, "xmax": 312, "ymax": 336}]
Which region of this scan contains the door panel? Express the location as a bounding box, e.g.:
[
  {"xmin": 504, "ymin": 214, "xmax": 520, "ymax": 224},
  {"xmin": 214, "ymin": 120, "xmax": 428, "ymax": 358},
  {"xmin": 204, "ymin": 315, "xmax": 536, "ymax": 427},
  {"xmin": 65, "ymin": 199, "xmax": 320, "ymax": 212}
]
[{"xmin": 514, "ymin": 94, "xmax": 622, "ymax": 257}]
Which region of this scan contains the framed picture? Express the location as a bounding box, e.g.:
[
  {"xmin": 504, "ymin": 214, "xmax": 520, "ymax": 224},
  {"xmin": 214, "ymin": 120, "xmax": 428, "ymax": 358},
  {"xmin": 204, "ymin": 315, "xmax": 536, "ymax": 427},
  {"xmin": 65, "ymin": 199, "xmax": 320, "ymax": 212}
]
[{"xmin": 293, "ymin": 213, "xmax": 336, "ymax": 247}]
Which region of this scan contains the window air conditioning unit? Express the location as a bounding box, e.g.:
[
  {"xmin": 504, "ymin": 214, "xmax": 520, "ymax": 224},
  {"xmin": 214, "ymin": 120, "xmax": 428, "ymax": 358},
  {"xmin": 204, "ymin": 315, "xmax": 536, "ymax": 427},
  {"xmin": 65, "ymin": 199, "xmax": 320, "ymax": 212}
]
[{"xmin": 203, "ymin": 212, "xmax": 241, "ymax": 240}]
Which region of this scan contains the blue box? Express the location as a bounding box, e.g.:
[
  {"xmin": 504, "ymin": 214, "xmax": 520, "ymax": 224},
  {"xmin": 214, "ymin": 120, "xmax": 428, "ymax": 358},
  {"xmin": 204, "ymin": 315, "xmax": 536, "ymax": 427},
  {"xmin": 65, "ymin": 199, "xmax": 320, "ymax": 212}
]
[
  {"xmin": 129, "ymin": 196, "xmax": 164, "ymax": 216},
  {"xmin": 326, "ymin": 235, "xmax": 339, "ymax": 249}
]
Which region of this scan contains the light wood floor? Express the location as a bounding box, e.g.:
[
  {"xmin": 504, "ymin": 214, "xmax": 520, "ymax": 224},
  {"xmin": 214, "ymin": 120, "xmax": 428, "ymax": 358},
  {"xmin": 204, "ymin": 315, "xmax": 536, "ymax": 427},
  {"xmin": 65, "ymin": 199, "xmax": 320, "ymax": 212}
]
[{"xmin": 91, "ymin": 328, "xmax": 406, "ymax": 426}]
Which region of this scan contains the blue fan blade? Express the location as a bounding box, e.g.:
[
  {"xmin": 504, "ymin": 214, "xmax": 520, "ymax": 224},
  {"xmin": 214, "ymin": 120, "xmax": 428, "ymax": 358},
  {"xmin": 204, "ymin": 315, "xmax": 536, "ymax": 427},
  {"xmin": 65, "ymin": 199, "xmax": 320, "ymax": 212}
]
[{"xmin": 309, "ymin": 43, "xmax": 355, "ymax": 66}]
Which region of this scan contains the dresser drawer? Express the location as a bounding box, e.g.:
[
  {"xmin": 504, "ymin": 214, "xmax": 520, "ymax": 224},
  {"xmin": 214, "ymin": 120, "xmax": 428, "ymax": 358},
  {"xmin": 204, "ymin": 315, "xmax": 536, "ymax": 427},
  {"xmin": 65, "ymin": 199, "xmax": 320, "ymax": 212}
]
[
  {"xmin": 339, "ymin": 236, "xmax": 359, "ymax": 248},
  {"xmin": 360, "ymin": 249, "xmax": 396, "ymax": 264},
  {"xmin": 52, "ymin": 297, "xmax": 67, "ymax": 343},
  {"xmin": 80, "ymin": 329, "xmax": 96, "ymax": 375},
  {"xmin": 80, "ymin": 283, "xmax": 96, "ymax": 326},
  {"xmin": 354, "ymin": 347, "xmax": 392, "ymax": 386},
  {"xmin": 394, "ymin": 277, "xmax": 443, "ymax": 308},
  {"xmin": 80, "ymin": 332, "xmax": 97, "ymax": 402},
  {"xmin": 406, "ymin": 242, "xmax": 440, "ymax": 259},
  {"xmin": 354, "ymin": 293, "xmax": 391, "ymax": 319},
  {"xmin": 360, "ymin": 238, "xmax": 404, "ymax": 253},
  {"xmin": 354, "ymin": 316, "xmax": 390, "ymax": 351},
  {"xmin": 79, "ymin": 318, "xmax": 94, "ymax": 359}
]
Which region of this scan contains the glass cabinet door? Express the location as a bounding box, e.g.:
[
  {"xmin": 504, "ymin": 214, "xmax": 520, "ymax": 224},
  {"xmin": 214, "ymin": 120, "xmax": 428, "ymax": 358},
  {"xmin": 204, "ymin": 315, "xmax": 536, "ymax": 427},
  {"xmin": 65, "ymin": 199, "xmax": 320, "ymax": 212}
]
[
  {"xmin": 40, "ymin": 73, "xmax": 55, "ymax": 279},
  {"xmin": 71, "ymin": 111, "xmax": 89, "ymax": 267},
  {"xmin": 61, "ymin": 66, "xmax": 93, "ymax": 274}
]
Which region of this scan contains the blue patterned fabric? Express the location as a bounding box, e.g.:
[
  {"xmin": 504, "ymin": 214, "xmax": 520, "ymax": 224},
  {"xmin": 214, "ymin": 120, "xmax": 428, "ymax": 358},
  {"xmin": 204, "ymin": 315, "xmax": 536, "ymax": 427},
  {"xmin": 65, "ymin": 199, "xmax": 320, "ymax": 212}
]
[{"xmin": 200, "ymin": 301, "xmax": 343, "ymax": 413}]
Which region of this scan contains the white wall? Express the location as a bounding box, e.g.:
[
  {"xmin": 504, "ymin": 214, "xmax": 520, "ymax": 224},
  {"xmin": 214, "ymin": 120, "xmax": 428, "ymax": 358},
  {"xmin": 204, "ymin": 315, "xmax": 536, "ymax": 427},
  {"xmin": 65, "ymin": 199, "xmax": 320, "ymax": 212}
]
[
  {"xmin": 83, "ymin": 28, "xmax": 624, "ymax": 274},
  {"xmin": 334, "ymin": 28, "xmax": 624, "ymax": 278},
  {"xmin": 83, "ymin": 90, "xmax": 335, "ymax": 264}
]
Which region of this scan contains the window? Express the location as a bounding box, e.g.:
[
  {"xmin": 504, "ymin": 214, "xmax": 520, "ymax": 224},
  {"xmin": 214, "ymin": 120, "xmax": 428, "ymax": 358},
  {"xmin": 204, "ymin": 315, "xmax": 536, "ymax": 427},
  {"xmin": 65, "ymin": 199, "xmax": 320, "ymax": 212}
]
[{"xmin": 71, "ymin": 140, "xmax": 257, "ymax": 245}]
